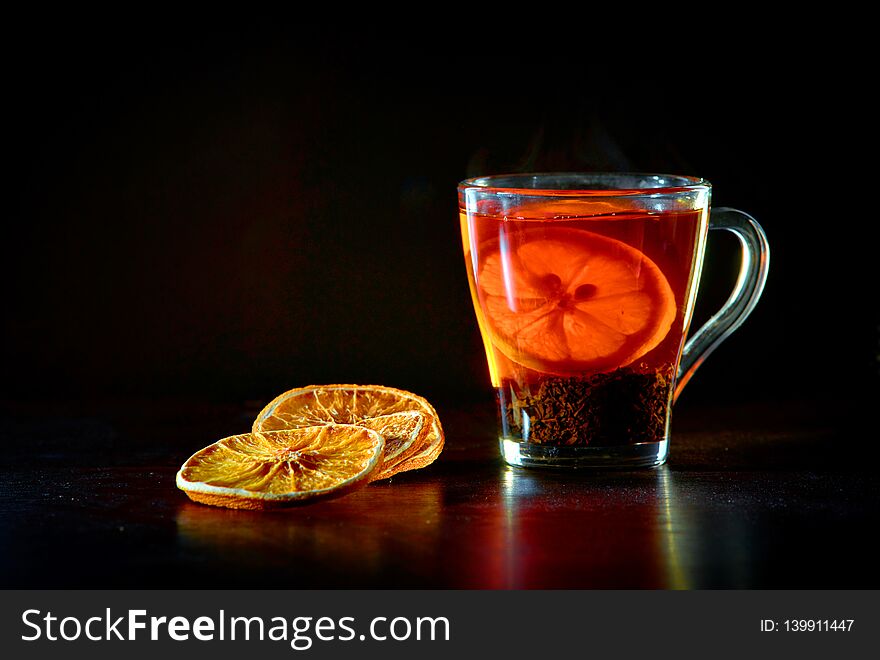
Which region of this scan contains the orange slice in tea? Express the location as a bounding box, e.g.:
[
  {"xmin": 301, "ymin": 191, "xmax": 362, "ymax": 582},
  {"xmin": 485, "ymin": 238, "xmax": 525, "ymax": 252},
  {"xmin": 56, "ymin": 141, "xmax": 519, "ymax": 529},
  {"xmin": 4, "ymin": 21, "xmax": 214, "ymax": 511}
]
[
  {"xmin": 252, "ymin": 384, "xmax": 444, "ymax": 481},
  {"xmin": 176, "ymin": 425, "xmax": 384, "ymax": 509},
  {"xmin": 477, "ymin": 226, "xmax": 676, "ymax": 374}
]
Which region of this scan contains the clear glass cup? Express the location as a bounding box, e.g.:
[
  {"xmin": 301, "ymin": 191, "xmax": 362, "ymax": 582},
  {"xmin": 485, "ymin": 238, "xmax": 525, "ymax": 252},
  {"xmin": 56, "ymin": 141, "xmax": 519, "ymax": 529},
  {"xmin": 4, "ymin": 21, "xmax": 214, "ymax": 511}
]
[{"xmin": 459, "ymin": 173, "xmax": 769, "ymax": 468}]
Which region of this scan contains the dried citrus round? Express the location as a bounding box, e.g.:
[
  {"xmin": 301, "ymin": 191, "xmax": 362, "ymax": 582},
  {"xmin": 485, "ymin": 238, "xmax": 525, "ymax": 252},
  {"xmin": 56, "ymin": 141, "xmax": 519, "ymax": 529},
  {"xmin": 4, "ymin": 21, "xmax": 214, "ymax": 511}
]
[
  {"xmin": 253, "ymin": 384, "xmax": 444, "ymax": 480},
  {"xmin": 176, "ymin": 425, "xmax": 384, "ymax": 510},
  {"xmin": 477, "ymin": 226, "xmax": 676, "ymax": 374}
]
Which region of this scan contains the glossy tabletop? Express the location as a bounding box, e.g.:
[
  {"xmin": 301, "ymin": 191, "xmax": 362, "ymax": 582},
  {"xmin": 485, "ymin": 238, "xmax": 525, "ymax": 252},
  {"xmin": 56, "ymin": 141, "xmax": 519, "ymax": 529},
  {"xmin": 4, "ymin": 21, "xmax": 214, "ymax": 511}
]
[{"xmin": 2, "ymin": 396, "xmax": 878, "ymax": 589}]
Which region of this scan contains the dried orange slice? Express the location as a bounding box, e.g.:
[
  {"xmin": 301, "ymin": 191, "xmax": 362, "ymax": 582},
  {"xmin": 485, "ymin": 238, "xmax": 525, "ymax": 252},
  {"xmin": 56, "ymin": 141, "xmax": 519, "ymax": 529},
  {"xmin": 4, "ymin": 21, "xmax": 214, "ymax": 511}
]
[
  {"xmin": 477, "ymin": 226, "xmax": 676, "ymax": 374},
  {"xmin": 253, "ymin": 384, "xmax": 444, "ymax": 480},
  {"xmin": 358, "ymin": 411, "xmax": 432, "ymax": 480},
  {"xmin": 176, "ymin": 425, "xmax": 384, "ymax": 509}
]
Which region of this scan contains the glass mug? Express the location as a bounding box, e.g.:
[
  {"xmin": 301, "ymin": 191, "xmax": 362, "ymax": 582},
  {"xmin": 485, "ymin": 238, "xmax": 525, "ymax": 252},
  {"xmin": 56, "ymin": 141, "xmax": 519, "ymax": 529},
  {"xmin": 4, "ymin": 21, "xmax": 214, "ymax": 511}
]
[{"xmin": 459, "ymin": 173, "xmax": 769, "ymax": 469}]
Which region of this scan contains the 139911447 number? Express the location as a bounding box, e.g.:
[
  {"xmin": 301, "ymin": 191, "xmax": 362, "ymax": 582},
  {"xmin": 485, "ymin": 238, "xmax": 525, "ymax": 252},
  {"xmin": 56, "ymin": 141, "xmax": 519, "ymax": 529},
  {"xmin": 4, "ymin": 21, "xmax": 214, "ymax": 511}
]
[{"xmin": 784, "ymin": 620, "xmax": 854, "ymax": 632}]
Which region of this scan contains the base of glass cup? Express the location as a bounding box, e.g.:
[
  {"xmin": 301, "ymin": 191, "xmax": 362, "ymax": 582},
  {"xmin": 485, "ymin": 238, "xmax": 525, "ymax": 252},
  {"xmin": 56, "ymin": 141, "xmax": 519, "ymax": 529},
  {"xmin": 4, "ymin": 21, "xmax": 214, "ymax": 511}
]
[{"xmin": 500, "ymin": 438, "xmax": 669, "ymax": 470}]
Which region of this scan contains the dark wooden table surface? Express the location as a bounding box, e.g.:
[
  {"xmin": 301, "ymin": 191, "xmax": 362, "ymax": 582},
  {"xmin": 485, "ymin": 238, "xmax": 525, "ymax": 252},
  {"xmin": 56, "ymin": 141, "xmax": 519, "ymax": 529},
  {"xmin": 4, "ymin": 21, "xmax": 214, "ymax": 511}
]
[{"xmin": 2, "ymin": 395, "xmax": 878, "ymax": 589}]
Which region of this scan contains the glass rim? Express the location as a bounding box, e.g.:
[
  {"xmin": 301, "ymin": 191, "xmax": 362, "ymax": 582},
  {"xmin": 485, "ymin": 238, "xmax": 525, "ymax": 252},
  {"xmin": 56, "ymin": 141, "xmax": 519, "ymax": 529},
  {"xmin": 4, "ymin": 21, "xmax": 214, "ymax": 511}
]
[{"xmin": 458, "ymin": 172, "xmax": 711, "ymax": 197}]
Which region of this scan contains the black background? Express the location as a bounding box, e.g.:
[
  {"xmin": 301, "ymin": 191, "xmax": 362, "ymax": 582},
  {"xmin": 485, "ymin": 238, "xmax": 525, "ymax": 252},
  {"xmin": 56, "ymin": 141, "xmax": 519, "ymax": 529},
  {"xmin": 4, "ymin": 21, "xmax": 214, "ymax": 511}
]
[{"xmin": 4, "ymin": 25, "xmax": 877, "ymax": 416}]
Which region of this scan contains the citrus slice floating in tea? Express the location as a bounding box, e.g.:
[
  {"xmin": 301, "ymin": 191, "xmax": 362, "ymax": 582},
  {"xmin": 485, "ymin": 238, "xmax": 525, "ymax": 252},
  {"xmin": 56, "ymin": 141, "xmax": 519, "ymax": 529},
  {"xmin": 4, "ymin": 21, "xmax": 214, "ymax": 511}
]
[
  {"xmin": 176, "ymin": 425, "xmax": 385, "ymax": 509},
  {"xmin": 477, "ymin": 226, "xmax": 676, "ymax": 374},
  {"xmin": 252, "ymin": 384, "xmax": 444, "ymax": 481}
]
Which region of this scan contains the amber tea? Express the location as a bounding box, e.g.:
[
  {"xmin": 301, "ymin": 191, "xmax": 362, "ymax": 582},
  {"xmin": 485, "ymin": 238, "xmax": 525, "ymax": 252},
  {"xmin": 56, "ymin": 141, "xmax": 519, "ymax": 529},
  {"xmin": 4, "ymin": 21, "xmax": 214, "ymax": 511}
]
[{"xmin": 462, "ymin": 193, "xmax": 707, "ymax": 452}]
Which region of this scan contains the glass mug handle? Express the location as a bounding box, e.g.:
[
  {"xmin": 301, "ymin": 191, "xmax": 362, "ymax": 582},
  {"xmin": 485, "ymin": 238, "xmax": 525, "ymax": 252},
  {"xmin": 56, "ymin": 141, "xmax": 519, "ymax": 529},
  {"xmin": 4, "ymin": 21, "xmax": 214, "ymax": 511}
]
[{"xmin": 674, "ymin": 207, "xmax": 770, "ymax": 401}]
